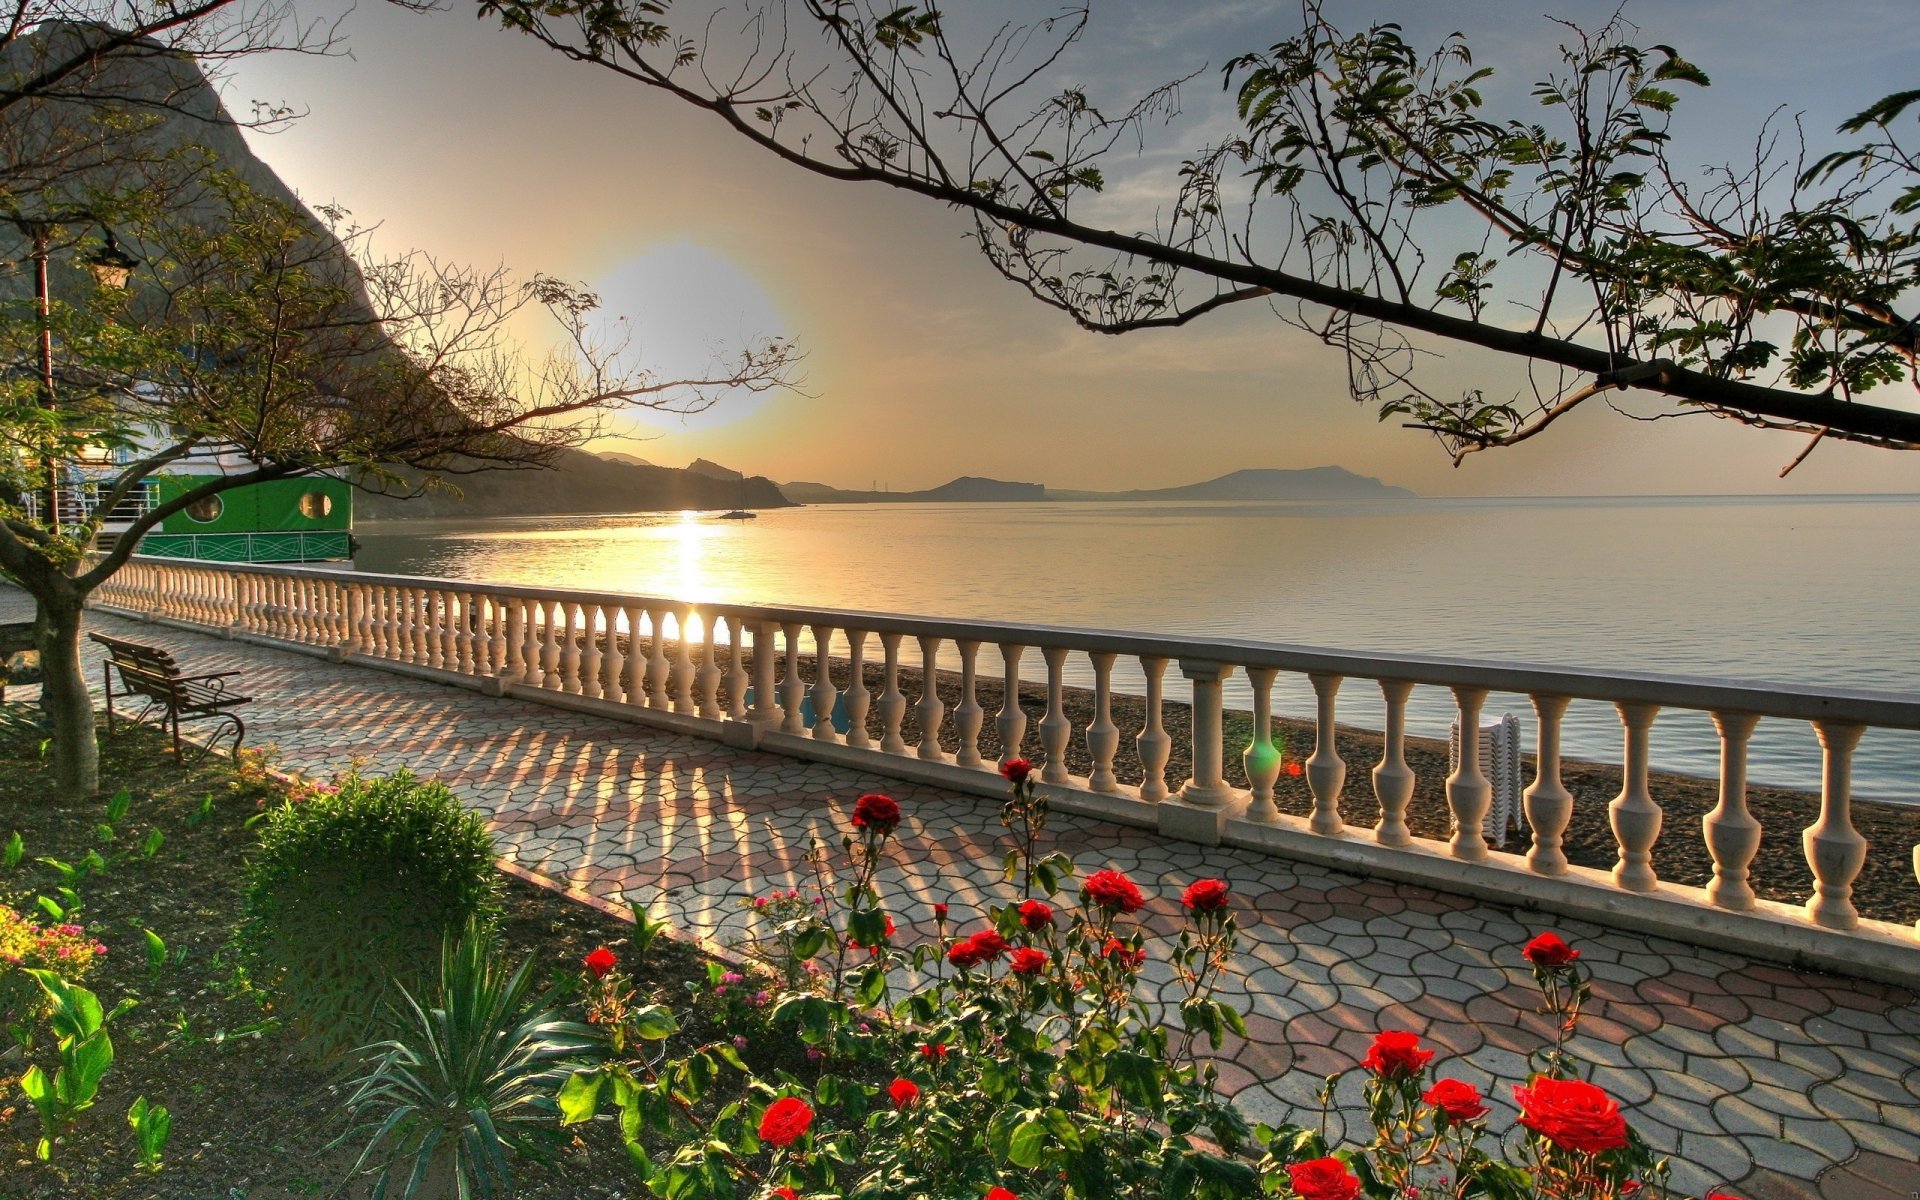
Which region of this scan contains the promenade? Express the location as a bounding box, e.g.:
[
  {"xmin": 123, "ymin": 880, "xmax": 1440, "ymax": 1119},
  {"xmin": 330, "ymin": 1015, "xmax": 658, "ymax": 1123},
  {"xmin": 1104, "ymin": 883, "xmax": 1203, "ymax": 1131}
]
[{"xmin": 6, "ymin": 587, "xmax": 1917, "ymax": 1199}]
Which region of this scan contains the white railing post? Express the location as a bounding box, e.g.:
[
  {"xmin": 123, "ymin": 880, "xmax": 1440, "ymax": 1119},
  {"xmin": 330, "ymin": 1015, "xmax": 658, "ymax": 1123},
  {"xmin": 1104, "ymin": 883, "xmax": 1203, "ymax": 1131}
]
[
  {"xmin": 780, "ymin": 622, "xmax": 807, "ymax": 734},
  {"xmin": 810, "ymin": 625, "xmax": 840, "ymax": 743},
  {"xmin": 915, "ymin": 635, "xmax": 947, "ymax": 762},
  {"xmin": 1137, "ymin": 656, "xmax": 1171, "ymax": 804},
  {"xmin": 1307, "ymin": 673, "xmax": 1348, "ymax": 836},
  {"xmin": 696, "ymin": 613, "xmax": 722, "ymax": 718},
  {"xmin": 1039, "ymin": 646, "xmax": 1070, "ymax": 783},
  {"xmin": 843, "ymin": 629, "xmax": 871, "ymax": 748},
  {"xmin": 1447, "ymin": 686, "xmax": 1492, "ymax": 861},
  {"xmin": 1524, "ymin": 694, "xmax": 1574, "ymax": 874},
  {"xmin": 1703, "ymin": 711, "xmax": 1761, "ymax": 909},
  {"xmin": 878, "ymin": 632, "xmax": 906, "ymax": 754},
  {"xmin": 1373, "ymin": 680, "xmax": 1415, "ymax": 846},
  {"xmin": 725, "ymin": 616, "xmax": 750, "ymax": 719},
  {"xmin": 1610, "ymin": 702, "xmax": 1663, "ymax": 892},
  {"xmin": 645, "ymin": 607, "xmax": 672, "ymax": 709},
  {"xmin": 1805, "ymin": 720, "xmax": 1868, "ymax": 930},
  {"xmin": 1087, "ymin": 651, "xmax": 1119, "ymax": 792},
  {"xmin": 1178, "ymin": 659, "xmax": 1235, "ymax": 807},
  {"xmin": 578, "ymin": 603, "xmax": 604, "ymax": 699},
  {"xmin": 1244, "ymin": 666, "xmax": 1281, "ymax": 821},
  {"xmin": 954, "ymin": 639, "xmax": 984, "ymax": 768},
  {"xmin": 996, "ymin": 644, "xmax": 1027, "ymax": 765},
  {"xmin": 673, "ymin": 605, "xmax": 697, "ymax": 713},
  {"xmin": 750, "ymin": 620, "xmax": 782, "ymax": 727}
]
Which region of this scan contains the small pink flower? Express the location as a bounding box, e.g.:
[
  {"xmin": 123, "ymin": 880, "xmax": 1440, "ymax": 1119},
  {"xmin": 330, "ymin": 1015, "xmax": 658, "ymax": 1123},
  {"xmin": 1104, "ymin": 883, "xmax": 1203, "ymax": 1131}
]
[{"xmin": 733, "ymin": 1035, "xmax": 749, "ymax": 1051}]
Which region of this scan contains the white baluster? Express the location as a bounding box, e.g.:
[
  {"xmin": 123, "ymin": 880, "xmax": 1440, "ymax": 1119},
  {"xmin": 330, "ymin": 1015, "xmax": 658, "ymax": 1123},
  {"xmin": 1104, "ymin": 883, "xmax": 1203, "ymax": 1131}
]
[
  {"xmin": 502, "ymin": 597, "xmax": 525, "ymax": 683},
  {"xmin": 1703, "ymin": 710, "xmax": 1761, "ymax": 909},
  {"xmin": 843, "ymin": 629, "xmax": 871, "ymax": 748},
  {"xmin": 1087, "ymin": 651, "xmax": 1119, "ymax": 792},
  {"xmin": 348, "ymin": 584, "xmax": 369, "ymax": 655},
  {"xmin": 996, "ymin": 644, "xmax": 1027, "ymax": 765},
  {"xmin": 438, "ymin": 592, "xmax": 459, "ymax": 667},
  {"xmin": 915, "ymin": 635, "xmax": 947, "ymax": 762},
  {"xmin": 954, "ymin": 640, "xmax": 984, "ymax": 767},
  {"xmin": 622, "ymin": 604, "xmax": 645, "ymax": 702},
  {"xmin": 578, "ymin": 603, "xmax": 604, "ymax": 699},
  {"xmin": 672, "ymin": 606, "xmax": 697, "ymax": 713},
  {"xmin": 725, "ymin": 615, "xmax": 750, "ymax": 719},
  {"xmin": 1307, "ymin": 673, "xmax": 1348, "ymax": 836},
  {"xmin": 539, "ymin": 598, "xmax": 563, "ymax": 687},
  {"xmin": 1137, "ymin": 656, "xmax": 1171, "ymax": 803},
  {"xmin": 1524, "ymin": 694, "xmax": 1574, "ymax": 873},
  {"xmin": 1447, "ymin": 686, "xmax": 1492, "ymax": 861},
  {"xmin": 1804, "ymin": 721, "xmax": 1868, "ymax": 930},
  {"xmin": 780, "ymin": 622, "xmax": 807, "ymax": 734},
  {"xmin": 645, "ymin": 608, "xmax": 671, "ymax": 709},
  {"xmin": 1373, "ymin": 680, "xmax": 1416, "ymax": 847},
  {"xmin": 1243, "ymin": 666, "xmax": 1281, "ymax": 821},
  {"xmin": 750, "ymin": 620, "xmax": 782, "ymax": 726},
  {"xmin": 810, "ymin": 625, "xmax": 839, "ymax": 742},
  {"xmin": 1609, "ymin": 701, "xmax": 1662, "ymax": 892},
  {"xmin": 1179, "ymin": 659, "xmax": 1236, "ymax": 806},
  {"xmin": 878, "ymin": 632, "xmax": 906, "ymax": 754},
  {"xmin": 559, "ymin": 602, "xmax": 586, "ymax": 693},
  {"xmin": 597, "ymin": 604, "xmax": 624, "ymax": 699},
  {"xmin": 696, "ymin": 612, "xmax": 722, "ymax": 718},
  {"xmin": 1039, "ymin": 646, "xmax": 1070, "ymax": 783}
]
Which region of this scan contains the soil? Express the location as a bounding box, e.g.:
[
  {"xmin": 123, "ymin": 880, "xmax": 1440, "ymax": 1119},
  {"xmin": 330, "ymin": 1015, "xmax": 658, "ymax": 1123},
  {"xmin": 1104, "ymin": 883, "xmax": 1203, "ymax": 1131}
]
[{"xmin": 0, "ymin": 705, "xmax": 774, "ymax": 1199}]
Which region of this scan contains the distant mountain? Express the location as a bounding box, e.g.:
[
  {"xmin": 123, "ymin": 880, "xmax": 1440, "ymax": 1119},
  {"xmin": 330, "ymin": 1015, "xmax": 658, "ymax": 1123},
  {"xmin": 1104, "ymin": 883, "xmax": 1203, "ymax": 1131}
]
[
  {"xmin": 782, "ymin": 477, "xmax": 1046, "ymax": 503},
  {"xmin": 596, "ymin": 451, "xmax": 656, "ymax": 468},
  {"xmin": 1057, "ymin": 466, "xmax": 1415, "ymax": 502},
  {"xmin": 686, "ymin": 458, "xmax": 744, "ymax": 481},
  {"xmin": 360, "ymin": 456, "xmax": 793, "ymax": 519}
]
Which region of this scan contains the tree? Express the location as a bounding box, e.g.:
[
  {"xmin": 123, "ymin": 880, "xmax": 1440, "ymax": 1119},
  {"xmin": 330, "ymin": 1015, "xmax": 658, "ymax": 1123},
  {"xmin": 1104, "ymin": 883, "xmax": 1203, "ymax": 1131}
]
[
  {"xmin": 4, "ymin": 147, "xmax": 797, "ymax": 793},
  {"xmin": 473, "ymin": 0, "xmax": 1920, "ymax": 468}
]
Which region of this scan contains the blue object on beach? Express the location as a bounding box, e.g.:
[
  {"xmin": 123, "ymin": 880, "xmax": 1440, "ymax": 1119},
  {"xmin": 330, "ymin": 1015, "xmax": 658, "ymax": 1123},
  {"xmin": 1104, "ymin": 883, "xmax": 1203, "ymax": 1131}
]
[{"xmin": 740, "ymin": 686, "xmax": 851, "ymax": 734}]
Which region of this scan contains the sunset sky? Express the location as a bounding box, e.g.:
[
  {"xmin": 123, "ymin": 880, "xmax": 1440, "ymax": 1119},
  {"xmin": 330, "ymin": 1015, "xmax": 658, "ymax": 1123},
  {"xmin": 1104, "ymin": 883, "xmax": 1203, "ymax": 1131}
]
[{"xmin": 224, "ymin": 0, "xmax": 1920, "ymax": 496}]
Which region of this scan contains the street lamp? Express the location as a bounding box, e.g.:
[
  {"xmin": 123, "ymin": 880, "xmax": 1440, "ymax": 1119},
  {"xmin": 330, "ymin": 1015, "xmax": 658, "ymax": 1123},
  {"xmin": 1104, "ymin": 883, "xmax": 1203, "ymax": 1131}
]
[{"xmin": 83, "ymin": 228, "xmax": 140, "ymax": 291}]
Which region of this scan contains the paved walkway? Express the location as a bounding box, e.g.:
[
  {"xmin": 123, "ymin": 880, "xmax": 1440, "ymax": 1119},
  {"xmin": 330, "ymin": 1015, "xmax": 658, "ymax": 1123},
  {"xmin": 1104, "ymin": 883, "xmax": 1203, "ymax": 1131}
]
[{"xmin": 8, "ymin": 589, "xmax": 1919, "ymax": 1199}]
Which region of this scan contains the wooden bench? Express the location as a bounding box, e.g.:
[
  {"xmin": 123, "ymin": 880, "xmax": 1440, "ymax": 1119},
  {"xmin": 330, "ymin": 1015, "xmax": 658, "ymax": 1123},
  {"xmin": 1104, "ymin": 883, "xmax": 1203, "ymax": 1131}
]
[{"xmin": 90, "ymin": 632, "xmax": 251, "ymax": 761}]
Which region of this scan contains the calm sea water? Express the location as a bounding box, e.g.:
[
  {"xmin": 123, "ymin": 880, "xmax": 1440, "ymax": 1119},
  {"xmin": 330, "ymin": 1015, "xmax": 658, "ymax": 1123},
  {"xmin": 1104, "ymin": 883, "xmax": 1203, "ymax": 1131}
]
[{"xmin": 353, "ymin": 495, "xmax": 1920, "ymax": 804}]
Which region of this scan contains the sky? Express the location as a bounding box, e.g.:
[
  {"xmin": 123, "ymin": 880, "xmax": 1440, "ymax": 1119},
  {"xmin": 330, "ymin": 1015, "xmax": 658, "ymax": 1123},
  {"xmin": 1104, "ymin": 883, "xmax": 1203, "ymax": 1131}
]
[{"xmin": 219, "ymin": 0, "xmax": 1920, "ymax": 495}]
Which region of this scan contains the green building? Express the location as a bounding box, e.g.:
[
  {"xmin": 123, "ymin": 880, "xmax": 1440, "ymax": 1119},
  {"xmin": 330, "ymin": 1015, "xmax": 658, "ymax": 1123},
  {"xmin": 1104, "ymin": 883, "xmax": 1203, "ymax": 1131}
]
[{"xmin": 136, "ymin": 475, "xmax": 352, "ymax": 563}]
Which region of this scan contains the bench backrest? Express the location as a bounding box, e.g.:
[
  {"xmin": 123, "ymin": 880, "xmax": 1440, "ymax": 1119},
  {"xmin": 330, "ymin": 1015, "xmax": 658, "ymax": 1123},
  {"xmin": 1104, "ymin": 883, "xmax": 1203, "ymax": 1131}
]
[{"xmin": 89, "ymin": 633, "xmax": 185, "ymax": 691}]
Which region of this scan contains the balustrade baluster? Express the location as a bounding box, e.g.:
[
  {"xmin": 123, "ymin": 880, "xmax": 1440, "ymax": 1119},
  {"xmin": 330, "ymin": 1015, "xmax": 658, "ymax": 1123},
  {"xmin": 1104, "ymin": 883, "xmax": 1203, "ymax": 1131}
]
[
  {"xmin": 539, "ymin": 598, "xmax": 564, "ymax": 687},
  {"xmin": 1703, "ymin": 711, "xmax": 1760, "ymax": 908},
  {"xmin": 780, "ymin": 622, "xmax": 807, "ymax": 734},
  {"xmin": 453, "ymin": 594, "xmax": 475, "ymax": 673},
  {"xmin": 621, "ymin": 605, "xmax": 645, "ymax": 702},
  {"xmin": 516, "ymin": 599, "xmax": 541, "ymax": 684},
  {"xmin": 1244, "ymin": 666, "xmax": 1281, "ymax": 820},
  {"xmin": 645, "ymin": 608, "xmax": 671, "ymax": 708},
  {"xmin": 1447, "ymin": 687, "xmax": 1492, "ymax": 861},
  {"xmin": 1087, "ymin": 651, "xmax": 1120, "ymax": 791},
  {"xmin": 1805, "ymin": 721, "xmax": 1868, "ymax": 929},
  {"xmin": 409, "ymin": 588, "xmax": 429, "ymax": 663},
  {"xmin": 878, "ymin": 632, "xmax": 906, "ymax": 754},
  {"xmin": 953, "ymin": 640, "xmax": 984, "ymax": 767},
  {"xmin": 1373, "ymin": 680, "xmax": 1415, "ymax": 846},
  {"xmin": 916, "ymin": 635, "xmax": 946, "ymax": 762},
  {"xmin": 750, "ymin": 620, "xmax": 782, "ymax": 725},
  {"xmin": 725, "ymin": 616, "xmax": 750, "ymax": 719},
  {"xmin": 440, "ymin": 593, "xmax": 460, "ymax": 667},
  {"xmin": 697, "ymin": 613, "xmax": 722, "ymax": 718},
  {"xmin": 843, "ymin": 630, "xmax": 871, "ymax": 748},
  {"xmin": 811, "ymin": 625, "xmax": 839, "ymax": 742},
  {"xmin": 1178, "ymin": 660, "xmax": 1235, "ymax": 806},
  {"xmin": 1307, "ymin": 673, "xmax": 1348, "ymax": 835},
  {"xmin": 996, "ymin": 644, "xmax": 1027, "ymax": 765},
  {"xmin": 598, "ymin": 605, "xmax": 624, "ymax": 700},
  {"xmin": 431, "ymin": 593, "xmax": 451, "ymax": 668},
  {"xmin": 1039, "ymin": 646, "xmax": 1070, "ymax": 783},
  {"xmin": 673, "ymin": 607, "xmax": 697, "ymax": 713},
  {"xmin": 1519, "ymin": 695, "xmax": 1574, "ymax": 872},
  {"xmin": 1610, "ymin": 702, "xmax": 1662, "ymax": 891},
  {"xmin": 348, "ymin": 584, "xmax": 369, "ymax": 655},
  {"xmin": 1137, "ymin": 656, "xmax": 1171, "ymax": 803},
  {"xmin": 577, "ymin": 603, "xmax": 603, "ymax": 698}
]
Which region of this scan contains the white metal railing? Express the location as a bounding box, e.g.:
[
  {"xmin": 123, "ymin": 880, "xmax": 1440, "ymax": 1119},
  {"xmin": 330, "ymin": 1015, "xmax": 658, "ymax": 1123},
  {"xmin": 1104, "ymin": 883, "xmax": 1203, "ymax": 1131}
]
[{"xmin": 90, "ymin": 556, "xmax": 1920, "ymax": 981}]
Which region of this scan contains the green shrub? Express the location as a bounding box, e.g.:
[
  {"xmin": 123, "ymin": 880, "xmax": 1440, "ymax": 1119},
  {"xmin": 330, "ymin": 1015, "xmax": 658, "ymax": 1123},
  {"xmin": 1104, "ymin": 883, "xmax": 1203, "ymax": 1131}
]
[
  {"xmin": 240, "ymin": 770, "xmax": 501, "ymax": 1058},
  {"xmin": 1, "ymin": 905, "xmax": 106, "ymax": 1040}
]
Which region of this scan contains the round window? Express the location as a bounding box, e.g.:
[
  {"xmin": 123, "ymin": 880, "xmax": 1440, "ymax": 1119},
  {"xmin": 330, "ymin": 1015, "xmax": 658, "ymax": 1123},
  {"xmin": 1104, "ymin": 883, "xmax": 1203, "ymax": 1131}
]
[
  {"xmin": 298, "ymin": 491, "xmax": 333, "ymax": 519},
  {"xmin": 184, "ymin": 495, "xmax": 223, "ymax": 523}
]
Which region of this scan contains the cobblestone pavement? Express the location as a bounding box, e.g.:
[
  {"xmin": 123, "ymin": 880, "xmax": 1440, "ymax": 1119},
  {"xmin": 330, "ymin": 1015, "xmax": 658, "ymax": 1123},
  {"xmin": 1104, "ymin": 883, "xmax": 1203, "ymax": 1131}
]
[{"xmin": 10, "ymin": 590, "xmax": 1920, "ymax": 1200}]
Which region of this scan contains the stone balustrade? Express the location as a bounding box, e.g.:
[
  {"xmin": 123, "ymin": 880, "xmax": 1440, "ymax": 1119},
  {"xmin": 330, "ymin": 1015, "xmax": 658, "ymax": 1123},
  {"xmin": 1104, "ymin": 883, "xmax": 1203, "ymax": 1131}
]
[{"xmin": 91, "ymin": 557, "xmax": 1920, "ymax": 987}]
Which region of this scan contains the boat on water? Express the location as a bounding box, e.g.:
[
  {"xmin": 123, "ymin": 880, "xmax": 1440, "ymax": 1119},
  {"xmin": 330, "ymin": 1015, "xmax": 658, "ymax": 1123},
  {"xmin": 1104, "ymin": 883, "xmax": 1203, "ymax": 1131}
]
[{"xmin": 718, "ymin": 509, "xmax": 757, "ymax": 520}]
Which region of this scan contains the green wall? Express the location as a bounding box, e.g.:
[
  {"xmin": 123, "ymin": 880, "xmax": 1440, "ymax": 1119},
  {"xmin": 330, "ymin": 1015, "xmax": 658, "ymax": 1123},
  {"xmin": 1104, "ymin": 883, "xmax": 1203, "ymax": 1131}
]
[{"xmin": 152, "ymin": 476, "xmax": 351, "ymax": 534}]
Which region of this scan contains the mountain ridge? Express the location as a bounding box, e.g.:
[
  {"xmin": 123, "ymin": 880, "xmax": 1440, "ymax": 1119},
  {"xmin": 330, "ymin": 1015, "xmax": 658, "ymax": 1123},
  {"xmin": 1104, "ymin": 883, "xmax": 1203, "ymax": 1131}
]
[{"xmin": 784, "ymin": 466, "xmax": 1414, "ymax": 504}]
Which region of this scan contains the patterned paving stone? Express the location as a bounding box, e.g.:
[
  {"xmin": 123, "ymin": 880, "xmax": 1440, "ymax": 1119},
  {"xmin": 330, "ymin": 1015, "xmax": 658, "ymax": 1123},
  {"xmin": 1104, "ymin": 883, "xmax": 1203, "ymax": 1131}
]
[{"xmin": 8, "ymin": 587, "xmax": 1919, "ymax": 1200}]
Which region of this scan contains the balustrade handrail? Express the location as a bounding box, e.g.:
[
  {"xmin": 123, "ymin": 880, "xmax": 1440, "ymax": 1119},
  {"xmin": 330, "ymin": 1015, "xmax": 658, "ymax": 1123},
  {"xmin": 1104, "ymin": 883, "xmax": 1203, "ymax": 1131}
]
[{"xmin": 120, "ymin": 556, "xmax": 1920, "ymax": 729}]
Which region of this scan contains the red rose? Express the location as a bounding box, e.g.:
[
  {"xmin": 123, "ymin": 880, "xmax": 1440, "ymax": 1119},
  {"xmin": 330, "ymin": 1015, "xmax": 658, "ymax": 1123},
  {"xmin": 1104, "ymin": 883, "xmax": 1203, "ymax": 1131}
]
[
  {"xmin": 1181, "ymin": 879, "xmax": 1230, "ymax": 912},
  {"xmin": 1000, "ymin": 758, "xmax": 1034, "ymax": 783},
  {"xmin": 1522, "ymin": 932, "xmax": 1580, "ymax": 969},
  {"xmin": 1423, "ymin": 1078, "xmax": 1488, "ymax": 1122},
  {"xmin": 918, "ymin": 1042, "xmax": 948, "ymax": 1060},
  {"xmin": 1285, "ymin": 1157, "xmax": 1360, "ymax": 1200},
  {"xmin": 1017, "ymin": 899, "xmax": 1054, "ymax": 930},
  {"xmin": 583, "ymin": 946, "xmax": 617, "ymax": 979},
  {"xmin": 758, "ymin": 1096, "xmax": 814, "ymax": 1148},
  {"xmin": 933, "ymin": 903, "xmax": 949, "ymax": 922},
  {"xmin": 1082, "ymin": 868, "xmax": 1145, "ymax": 913},
  {"xmin": 985, "ymin": 1190, "xmax": 1018, "ymax": 1200},
  {"xmin": 1099, "ymin": 937, "xmax": 1147, "ymax": 968},
  {"xmin": 1514, "ymin": 1077, "xmax": 1629, "ymax": 1154},
  {"xmin": 887, "ymin": 1077, "xmax": 920, "ymax": 1109},
  {"xmin": 1362, "ymin": 1030, "xmax": 1434, "ymax": 1079},
  {"xmin": 852, "ymin": 793, "xmax": 901, "ymax": 832},
  {"xmin": 1284, "ymin": 759, "xmax": 1304, "ymax": 777},
  {"xmin": 1009, "ymin": 946, "xmax": 1048, "ymax": 975},
  {"xmin": 948, "ymin": 928, "xmax": 1011, "ymax": 968},
  {"xmin": 773, "ymin": 1189, "xmax": 799, "ymax": 1200}
]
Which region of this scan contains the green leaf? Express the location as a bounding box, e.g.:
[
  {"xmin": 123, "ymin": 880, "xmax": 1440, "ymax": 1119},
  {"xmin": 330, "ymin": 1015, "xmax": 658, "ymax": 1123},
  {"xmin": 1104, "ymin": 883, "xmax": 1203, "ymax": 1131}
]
[
  {"xmin": 142, "ymin": 828, "xmax": 165, "ymax": 858},
  {"xmin": 557, "ymin": 1068, "xmax": 606, "ymax": 1125},
  {"xmin": 630, "ymin": 1003, "xmax": 678, "ymax": 1041},
  {"xmin": 792, "ymin": 926, "xmax": 828, "ymax": 960},
  {"xmin": 1007, "ymin": 1116, "xmax": 1049, "ymax": 1168},
  {"xmin": 144, "ymin": 929, "xmax": 167, "ymax": 975},
  {"xmin": 3, "ymin": 831, "xmax": 23, "ymax": 868},
  {"xmin": 105, "ymin": 789, "xmax": 131, "ymax": 825}
]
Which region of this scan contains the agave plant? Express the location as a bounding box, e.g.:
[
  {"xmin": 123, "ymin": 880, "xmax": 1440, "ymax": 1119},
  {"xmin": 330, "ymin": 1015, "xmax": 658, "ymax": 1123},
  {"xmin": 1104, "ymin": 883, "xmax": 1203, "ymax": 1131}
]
[{"xmin": 340, "ymin": 922, "xmax": 603, "ymax": 1199}]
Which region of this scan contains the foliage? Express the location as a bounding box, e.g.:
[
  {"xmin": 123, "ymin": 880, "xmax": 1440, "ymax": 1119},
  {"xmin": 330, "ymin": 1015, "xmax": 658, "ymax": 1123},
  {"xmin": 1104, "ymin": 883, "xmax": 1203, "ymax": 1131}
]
[
  {"xmin": 0, "ymin": 902, "xmax": 107, "ymax": 1035},
  {"xmin": 240, "ymin": 770, "xmax": 503, "ymax": 1058},
  {"xmin": 339, "ymin": 921, "xmax": 603, "ymax": 1200},
  {"xmin": 126, "ymin": 1094, "xmax": 172, "ymax": 1172},
  {"xmin": 16, "ymin": 969, "xmax": 136, "ymax": 1160},
  {"xmin": 479, "ymin": 0, "xmax": 1920, "ymax": 466}
]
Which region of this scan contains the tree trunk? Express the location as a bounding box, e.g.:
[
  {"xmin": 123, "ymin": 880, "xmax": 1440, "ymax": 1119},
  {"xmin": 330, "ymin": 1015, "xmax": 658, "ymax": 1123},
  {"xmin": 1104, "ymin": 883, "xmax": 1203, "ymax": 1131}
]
[{"xmin": 36, "ymin": 594, "xmax": 99, "ymax": 795}]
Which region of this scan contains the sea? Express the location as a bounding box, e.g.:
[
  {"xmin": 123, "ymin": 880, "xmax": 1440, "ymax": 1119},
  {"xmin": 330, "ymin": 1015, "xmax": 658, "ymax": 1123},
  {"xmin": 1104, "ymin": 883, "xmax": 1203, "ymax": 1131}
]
[{"xmin": 352, "ymin": 494, "xmax": 1920, "ymax": 805}]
